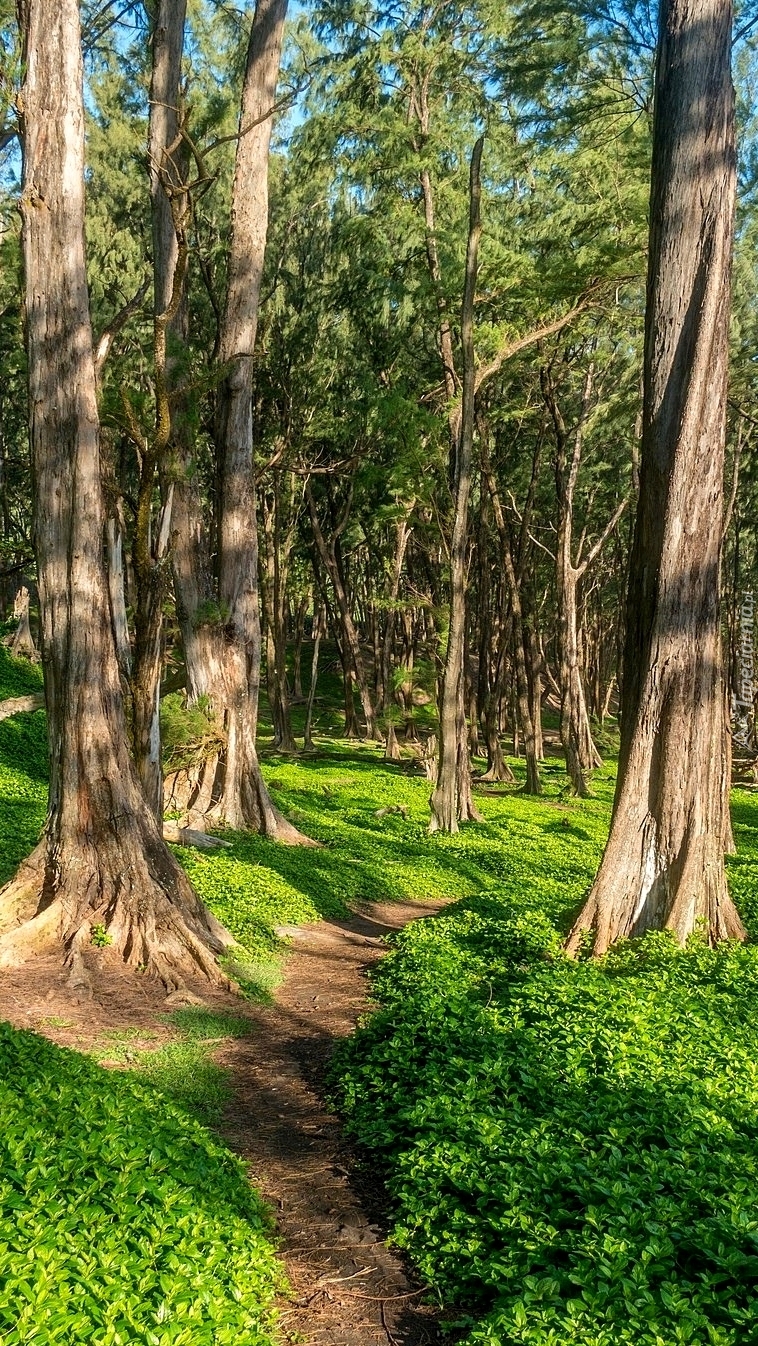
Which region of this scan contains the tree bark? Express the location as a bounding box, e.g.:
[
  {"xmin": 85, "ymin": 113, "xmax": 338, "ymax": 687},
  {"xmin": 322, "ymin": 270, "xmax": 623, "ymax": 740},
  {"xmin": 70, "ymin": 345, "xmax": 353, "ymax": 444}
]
[
  {"xmin": 128, "ymin": 0, "xmax": 188, "ymax": 820},
  {"xmin": 168, "ymin": 0, "xmax": 310, "ymax": 840},
  {"xmin": 482, "ymin": 444, "xmax": 541, "ymax": 794},
  {"xmin": 381, "ymin": 512, "xmax": 411, "ymax": 761},
  {"xmin": 567, "ymin": 0, "xmax": 744, "ymax": 955},
  {"xmin": 2, "ymin": 0, "xmax": 235, "ymax": 986},
  {"xmin": 543, "ymin": 365, "xmax": 602, "ymax": 795},
  {"xmin": 210, "ymin": 0, "xmax": 307, "ymax": 832},
  {"xmin": 430, "ymin": 138, "xmax": 485, "ymax": 832},
  {"xmin": 303, "ymin": 603, "xmax": 325, "ymax": 751},
  {"xmin": 8, "ymin": 585, "xmax": 37, "ymax": 660},
  {"xmin": 305, "ymin": 479, "xmax": 377, "ymax": 738},
  {"xmin": 261, "ymin": 475, "xmax": 297, "ymax": 752}
]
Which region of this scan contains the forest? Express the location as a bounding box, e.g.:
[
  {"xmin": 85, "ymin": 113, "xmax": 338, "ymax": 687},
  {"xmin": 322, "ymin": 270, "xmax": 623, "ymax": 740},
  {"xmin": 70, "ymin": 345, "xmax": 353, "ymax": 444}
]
[{"xmin": 1, "ymin": 0, "xmax": 758, "ymax": 1342}]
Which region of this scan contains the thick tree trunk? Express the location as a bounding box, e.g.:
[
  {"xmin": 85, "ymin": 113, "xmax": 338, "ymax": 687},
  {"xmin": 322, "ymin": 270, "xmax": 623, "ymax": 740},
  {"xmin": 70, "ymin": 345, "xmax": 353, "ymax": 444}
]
[
  {"xmin": 129, "ymin": 0, "xmax": 188, "ymax": 820},
  {"xmin": 212, "ymin": 0, "xmax": 300, "ymax": 830},
  {"xmin": 567, "ymin": 0, "xmax": 744, "ymax": 955},
  {"xmin": 169, "ymin": 0, "xmax": 309, "ymax": 841},
  {"xmin": 430, "ymin": 139, "xmax": 485, "ymax": 832},
  {"xmin": 2, "ymin": 0, "xmax": 235, "ymax": 987}
]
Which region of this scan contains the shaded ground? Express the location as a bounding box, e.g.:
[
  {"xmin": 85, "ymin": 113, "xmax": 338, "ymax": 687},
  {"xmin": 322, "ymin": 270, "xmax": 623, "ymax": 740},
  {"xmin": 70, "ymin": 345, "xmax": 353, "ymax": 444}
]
[{"xmin": 0, "ymin": 899, "xmax": 446, "ymax": 1346}]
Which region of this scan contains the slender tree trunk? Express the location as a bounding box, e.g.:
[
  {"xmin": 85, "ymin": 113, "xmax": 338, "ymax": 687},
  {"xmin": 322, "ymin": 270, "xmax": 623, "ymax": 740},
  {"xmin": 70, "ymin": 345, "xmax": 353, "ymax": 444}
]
[
  {"xmin": 381, "ymin": 513, "xmax": 411, "ymax": 761},
  {"xmin": 480, "ymin": 612, "xmax": 515, "ymax": 785},
  {"xmin": 0, "ymin": 0, "xmax": 234, "ymax": 986},
  {"xmin": 303, "ymin": 604, "xmax": 325, "ymax": 751},
  {"xmin": 430, "ymin": 139, "xmax": 485, "ymax": 832},
  {"xmin": 8, "ymin": 585, "xmax": 37, "ymax": 660},
  {"xmin": 127, "ymin": 0, "xmax": 188, "ymax": 820},
  {"xmin": 544, "ymin": 365, "xmax": 602, "ymax": 794},
  {"xmin": 305, "ymin": 480, "xmax": 377, "ymax": 738},
  {"xmin": 567, "ymin": 0, "xmax": 744, "ymax": 954},
  {"xmin": 482, "ymin": 448, "xmax": 541, "ymax": 794},
  {"xmin": 524, "ymin": 595, "xmax": 544, "ymax": 760},
  {"xmin": 261, "ymin": 480, "xmax": 297, "ymax": 751},
  {"xmin": 293, "ymin": 592, "xmax": 308, "ymax": 698}
]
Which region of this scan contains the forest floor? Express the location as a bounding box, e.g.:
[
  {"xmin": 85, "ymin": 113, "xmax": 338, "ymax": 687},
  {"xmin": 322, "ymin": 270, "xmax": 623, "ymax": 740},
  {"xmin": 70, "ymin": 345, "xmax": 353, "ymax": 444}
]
[
  {"xmin": 0, "ymin": 898, "xmax": 446, "ymax": 1346},
  {"xmin": 6, "ymin": 649, "xmax": 758, "ymax": 1343}
]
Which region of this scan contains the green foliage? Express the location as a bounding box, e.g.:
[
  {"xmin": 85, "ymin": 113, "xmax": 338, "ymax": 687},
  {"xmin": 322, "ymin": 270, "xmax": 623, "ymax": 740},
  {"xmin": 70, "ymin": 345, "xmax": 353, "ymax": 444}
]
[
  {"xmin": 0, "ymin": 1021, "xmax": 282, "ymax": 1345},
  {"xmin": 90, "ymin": 923, "xmax": 112, "ymax": 948},
  {"xmin": 332, "ymin": 798, "xmax": 758, "ymax": 1346},
  {"xmin": 161, "ymin": 693, "xmax": 224, "ymax": 773},
  {"xmin": 0, "ymin": 646, "xmax": 43, "ymax": 700},
  {"xmin": 0, "ymin": 650, "xmax": 47, "ymax": 888}
]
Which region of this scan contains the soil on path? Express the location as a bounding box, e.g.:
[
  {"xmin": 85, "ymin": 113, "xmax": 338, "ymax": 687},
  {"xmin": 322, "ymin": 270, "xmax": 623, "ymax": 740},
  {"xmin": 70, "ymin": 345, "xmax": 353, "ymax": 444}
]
[{"xmin": 0, "ymin": 898, "xmax": 447, "ymax": 1346}]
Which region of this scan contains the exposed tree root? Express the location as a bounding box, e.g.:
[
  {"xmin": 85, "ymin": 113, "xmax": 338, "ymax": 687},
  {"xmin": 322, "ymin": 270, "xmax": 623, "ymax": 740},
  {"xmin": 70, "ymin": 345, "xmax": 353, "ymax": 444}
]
[
  {"xmin": 164, "ymin": 756, "xmax": 320, "ymax": 846},
  {"xmin": 0, "ymin": 694, "xmax": 45, "ymax": 722},
  {"xmin": 162, "ymin": 822, "xmax": 232, "ymax": 851},
  {"xmin": 0, "ymin": 836, "xmax": 240, "ymax": 991},
  {"xmin": 566, "ymin": 814, "xmax": 746, "ymax": 958}
]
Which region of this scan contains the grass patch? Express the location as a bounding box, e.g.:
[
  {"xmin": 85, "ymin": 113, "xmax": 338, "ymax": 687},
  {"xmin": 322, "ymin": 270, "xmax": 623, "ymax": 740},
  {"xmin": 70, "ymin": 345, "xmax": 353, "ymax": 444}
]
[
  {"xmin": 165, "ymin": 1006, "xmax": 251, "ymax": 1039},
  {"xmin": 91, "ymin": 1009, "xmax": 254, "ymax": 1126}
]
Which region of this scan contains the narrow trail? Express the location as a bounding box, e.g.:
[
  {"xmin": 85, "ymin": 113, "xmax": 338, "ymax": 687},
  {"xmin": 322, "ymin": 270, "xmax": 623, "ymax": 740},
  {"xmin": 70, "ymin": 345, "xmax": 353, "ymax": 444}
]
[
  {"xmin": 219, "ymin": 899, "xmax": 446, "ymax": 1346},
  {"xmin": 0, "ymin": 899, "xmax": 446, "ymax": 1344}
]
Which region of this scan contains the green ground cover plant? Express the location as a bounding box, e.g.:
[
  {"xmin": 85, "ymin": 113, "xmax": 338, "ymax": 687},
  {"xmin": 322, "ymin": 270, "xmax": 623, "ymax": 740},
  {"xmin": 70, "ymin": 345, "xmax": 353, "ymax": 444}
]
[
  {"xmin": 331, "ymin": 811, "xmax": 758, "ymax": 1346},
  {"xmin": 7, "ymin": 646, "xmax": 758, "ymax": 1344},
  {"xmin": 0, "ymin": 1021, "xmax": 283, "ymax": 1345}
]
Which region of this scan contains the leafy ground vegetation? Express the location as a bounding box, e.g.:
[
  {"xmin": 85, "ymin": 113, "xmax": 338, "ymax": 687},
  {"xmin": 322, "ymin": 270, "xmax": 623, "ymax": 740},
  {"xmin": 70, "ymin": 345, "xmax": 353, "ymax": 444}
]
[
  {"xmin": 0, "ymin": 1021, "xmax": 283, "ymax": 1346},
  {"xmin": 332, "ymin": 824, "xmax": 758, "ymax": 1345},
  {"xmin": 5, "ymin": 648, "xmax": 758, "ymax": 1345}
]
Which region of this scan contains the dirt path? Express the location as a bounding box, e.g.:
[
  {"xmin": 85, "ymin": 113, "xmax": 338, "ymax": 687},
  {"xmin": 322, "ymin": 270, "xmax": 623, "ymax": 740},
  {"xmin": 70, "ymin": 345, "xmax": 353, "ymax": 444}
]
[
  {"xmin": 0, "ymin": 899, "xmax": 445, "ymax": 1345},
  {"xmin": 220, "ymin": 900, "xmax": 445, "ymax": 1346}
]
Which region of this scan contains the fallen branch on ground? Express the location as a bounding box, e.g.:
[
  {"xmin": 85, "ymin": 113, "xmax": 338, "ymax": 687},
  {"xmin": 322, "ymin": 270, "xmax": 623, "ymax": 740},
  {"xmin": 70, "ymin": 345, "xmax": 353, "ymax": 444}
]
[{"xmin": 0, "ymin": 694, "xmax": 45, "ymax": 721}]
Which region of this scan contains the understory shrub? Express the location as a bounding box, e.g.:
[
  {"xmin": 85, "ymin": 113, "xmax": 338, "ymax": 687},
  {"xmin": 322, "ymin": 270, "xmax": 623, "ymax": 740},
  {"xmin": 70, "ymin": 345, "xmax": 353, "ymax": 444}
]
[
  {"xmin": 332, "ymin": 895, "xmax": 758, "ymax": 1346},
  {"xmin": 0, "ymin": 1022, "xmax": 282, "ymax": 1345}
]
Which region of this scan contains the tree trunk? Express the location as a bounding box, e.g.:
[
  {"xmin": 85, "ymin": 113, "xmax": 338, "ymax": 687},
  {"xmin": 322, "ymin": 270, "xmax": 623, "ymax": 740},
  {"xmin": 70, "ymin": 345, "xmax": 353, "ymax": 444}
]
[
  {"xmin": 381, "ymin": 513, "xmax": 411, "ymax": 761},
  {"xmin": 524, "ymin": 594, "xmax": 544, "ymax": 760},
  {"xmin": 482, "ymin": 448, "xmax": 541, "ymax": 794},
  {"xmin": 293, "ymin": 592, "xmax": 308, "ymax": 698},
  {"xmin": 1, "ymin": 0, "xmax": 235, "ymax": 987},
  {"xmin": 567, "ymin": 0, "xmax": 744, "ymax": 955},
  {"xmin": 305, "ymin": 480, "xmax": 377, "ymax": 738},
  {"xmin": 544, "ymin": 365, "xmax": 602, "ymax": 795},
  {"xmin": 8, "ymin": 585, "xmax": 37, "ymax": 660},
  {"xmin": 128, "ymin": 0, "xmax": 188, "ymax": 820},
  {"xmin": 303, "ymin": 604, "xmax": 325, "ymax": 751},
  {"xmin": 211, "ymin": 0, "xmax": 304, "ymax": 832},
  {"xmin": 261, "ymin": 479, "xmax": 297, "ymax": 752},
  {"xmin": 168, "ymin": 0, "xmax": 309, "ymax": 841},
  {"xmin": 430, "ymin": 139, "xmax": 485, "ymax": 833}
]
